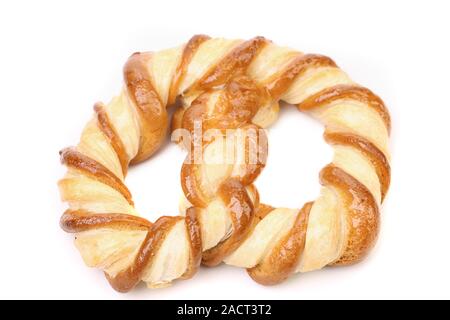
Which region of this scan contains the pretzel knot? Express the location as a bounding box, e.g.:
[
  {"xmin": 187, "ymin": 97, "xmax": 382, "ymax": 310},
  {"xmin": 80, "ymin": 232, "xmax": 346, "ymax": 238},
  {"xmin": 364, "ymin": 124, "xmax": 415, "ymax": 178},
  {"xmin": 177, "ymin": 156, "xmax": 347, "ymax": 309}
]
[{"xmin": 58, "ymin": 35, "xmax": 391, "ymax": 292}]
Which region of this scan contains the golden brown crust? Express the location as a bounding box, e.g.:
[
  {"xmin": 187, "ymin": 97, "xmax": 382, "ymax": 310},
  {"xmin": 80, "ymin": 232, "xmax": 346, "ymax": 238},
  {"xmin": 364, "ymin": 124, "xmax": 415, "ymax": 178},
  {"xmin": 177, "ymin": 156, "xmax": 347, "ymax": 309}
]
[
  {"xmin": 239, "ymin": 125, "xmax": 268, "ymax": 185},
  {"xmin": 246, "ymin": 184, "xmax": 260, "ymax": 209},
  {"xmin": 247, "ymin": 202, "xmax": 312, "ymax": 285},
  {"xmin": 168, "ymin": 34, "xmax": 211, "ymax": 105},
  {"xmin": 180, "ymin": 93, "xmax": 209, "ymax": 137},
  {"xmin": 170, "ymin": 103, "xmax": 186, "ymax": 133},
  {"xmin": 181, "ymin": 207, "xmax": 203, "ymax": 279},
  {"xmin": 298, "ymin": 84, "xmax": 391, "ymax": 133},
  {"xmin": 60, "ymin": 209, "xmax": 152, "ymax": 232},
  {"xmin": 218, "ymin": 76, "xmax": 264, "ymax": 128},
  {"xmin": 320, "ymin": 165, "xmax": 380, "ymax": 265},
  {"xmin": 94, "ymin": 102, "xmax": 129, "ymax": 176},
  {"xmin": 180, "ymin": 77, "xmax": 268, "ymax": 207},
  {"xmin": 124, "ymin": 52, "xmax": 168, "ymax": 164},
  {"xmin": 183, "ymin": 76, "xmax": 264, "ymax": 132},
  {"xmin": 202, "ymin": 179, "xmax": 254, "ymax": 266},
  {"xmin": 193, "ymin": 37, "xmax": 269, "ymax": 92},
  {"xmin": 266, "ymin": 54, "xmax": 337, "ymax": 100},
  {"xmin": 59, "ymin": 147, "xmax": 133, "ymax": 205},
  {"xmin": 181, "ymin": 159, "xmax": 209, "ymax": 208},
  {"xmin": 254, "ymin": 204, "xmax": 275, "ymax": 221},
  {"xmin": 107, "ymin": 216, "xmax": 183, "ymax": 292},
  {"xmin": 59, "ymin": 36, "xmax": 391, "ymax": 291},
  {"xmin": 324, "ymin": 131, "xmax": 391, "ymax": 201}
]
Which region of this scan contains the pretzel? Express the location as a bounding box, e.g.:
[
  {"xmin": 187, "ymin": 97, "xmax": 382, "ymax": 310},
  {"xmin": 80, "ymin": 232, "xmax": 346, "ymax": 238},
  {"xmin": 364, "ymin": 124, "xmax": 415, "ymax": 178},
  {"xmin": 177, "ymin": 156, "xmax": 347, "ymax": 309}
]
[{"xmin": 58, "ymin": 35, "xmax": 391, "ymax": 292}]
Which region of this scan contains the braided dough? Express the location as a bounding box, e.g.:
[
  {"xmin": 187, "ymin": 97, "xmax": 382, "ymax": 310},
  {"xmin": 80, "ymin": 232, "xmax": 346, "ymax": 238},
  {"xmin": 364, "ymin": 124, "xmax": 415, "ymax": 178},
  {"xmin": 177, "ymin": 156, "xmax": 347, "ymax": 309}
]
[{"xmin": 58, "ymin": 35, "xmax": 391, "ymax": 292}]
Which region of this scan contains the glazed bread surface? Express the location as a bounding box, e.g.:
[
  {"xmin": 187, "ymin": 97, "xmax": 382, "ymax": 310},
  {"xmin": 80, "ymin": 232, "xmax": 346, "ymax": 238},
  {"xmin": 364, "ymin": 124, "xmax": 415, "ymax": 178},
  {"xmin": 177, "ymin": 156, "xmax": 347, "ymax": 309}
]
[{"xmin": 58, "ymin": 35, "xmax": 391, "ymax": 292}]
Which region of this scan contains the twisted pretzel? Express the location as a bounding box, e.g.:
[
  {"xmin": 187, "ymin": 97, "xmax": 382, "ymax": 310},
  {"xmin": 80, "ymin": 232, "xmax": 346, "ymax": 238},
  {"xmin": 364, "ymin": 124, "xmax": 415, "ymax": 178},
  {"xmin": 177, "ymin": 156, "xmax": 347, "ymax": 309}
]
[{"xmin": 58, "ymin": 35, "xmax": 391, "ymax": 292}]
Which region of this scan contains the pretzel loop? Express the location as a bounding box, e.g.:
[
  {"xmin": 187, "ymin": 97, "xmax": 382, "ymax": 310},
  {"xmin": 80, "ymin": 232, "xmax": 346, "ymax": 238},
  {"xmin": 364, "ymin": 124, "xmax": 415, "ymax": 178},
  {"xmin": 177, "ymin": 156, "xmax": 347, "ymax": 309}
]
[{"xmin": 59, "ymin": 36, "xmax": 391, "ymax": 292}]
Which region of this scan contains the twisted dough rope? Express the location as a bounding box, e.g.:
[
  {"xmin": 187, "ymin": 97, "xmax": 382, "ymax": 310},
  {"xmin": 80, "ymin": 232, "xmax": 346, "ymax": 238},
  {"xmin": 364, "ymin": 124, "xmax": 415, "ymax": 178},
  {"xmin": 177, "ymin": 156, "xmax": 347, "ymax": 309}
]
[{"xmin": 58, "ymin": 35, "xmax": 391, "ymax": 292}]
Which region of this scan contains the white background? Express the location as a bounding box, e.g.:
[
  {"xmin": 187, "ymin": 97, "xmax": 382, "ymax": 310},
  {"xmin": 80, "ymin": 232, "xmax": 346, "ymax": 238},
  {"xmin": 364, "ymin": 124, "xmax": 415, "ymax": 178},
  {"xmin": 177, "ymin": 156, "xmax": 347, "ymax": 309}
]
[{"xmin": 0, "ymin": 0, "xmax": 449, "ymax": 300}]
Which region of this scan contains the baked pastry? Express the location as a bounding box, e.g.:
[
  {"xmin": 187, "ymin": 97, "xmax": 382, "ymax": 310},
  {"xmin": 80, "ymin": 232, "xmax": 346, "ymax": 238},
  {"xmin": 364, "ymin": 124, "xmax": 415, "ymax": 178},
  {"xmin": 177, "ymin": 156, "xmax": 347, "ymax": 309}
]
[{"xmin": 58, "ymin": 35, "xmax": 391, "ymax": 292}]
